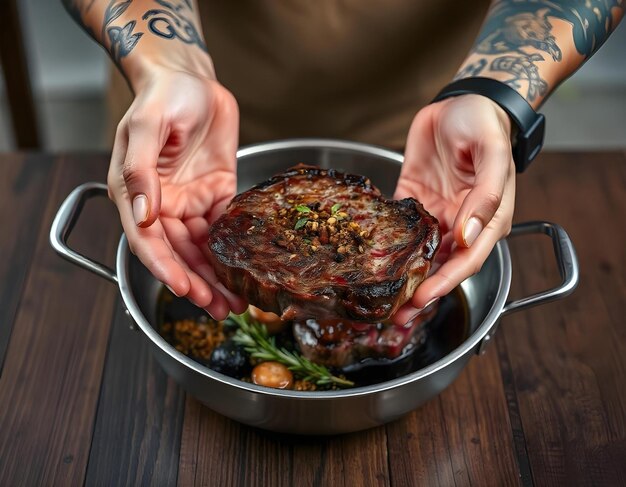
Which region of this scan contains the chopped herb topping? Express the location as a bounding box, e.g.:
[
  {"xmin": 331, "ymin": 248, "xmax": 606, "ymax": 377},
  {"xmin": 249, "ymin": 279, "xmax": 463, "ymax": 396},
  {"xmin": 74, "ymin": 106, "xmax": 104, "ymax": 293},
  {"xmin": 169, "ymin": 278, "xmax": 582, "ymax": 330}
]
[
  {"xmin": 274, "ymin": 200, "xmax": 370, "ymax": 258},
  {"xmin": 294, "ymin": 217, "xmax": 308, "ymax": 230}
]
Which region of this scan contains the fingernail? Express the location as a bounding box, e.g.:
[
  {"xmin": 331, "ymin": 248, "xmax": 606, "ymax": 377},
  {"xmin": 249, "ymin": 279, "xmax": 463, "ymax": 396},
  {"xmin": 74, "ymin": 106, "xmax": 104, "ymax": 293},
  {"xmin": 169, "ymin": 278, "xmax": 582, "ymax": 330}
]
[
  {"xmin": 132, "ymin": 194, "xmax": 149, "ymax": 226},
  {"xmin": 407, "ymin": 297, "xmax": 440, "ymax": 323},
  {"xmin": 165, "ymin": 284, "xmax": 181, "ymax": 297},
  {"xmin": 463, "ymin": 217, "xmax": 483, "ymax": 247}
]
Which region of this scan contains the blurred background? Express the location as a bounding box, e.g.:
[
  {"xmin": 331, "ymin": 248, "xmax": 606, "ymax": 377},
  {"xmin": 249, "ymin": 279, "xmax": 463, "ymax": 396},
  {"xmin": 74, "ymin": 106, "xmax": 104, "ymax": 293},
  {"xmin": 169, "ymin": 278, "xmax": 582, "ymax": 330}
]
[{"xmin": 0, "ymin": 0, "xmax": 625, "ymax": 152}]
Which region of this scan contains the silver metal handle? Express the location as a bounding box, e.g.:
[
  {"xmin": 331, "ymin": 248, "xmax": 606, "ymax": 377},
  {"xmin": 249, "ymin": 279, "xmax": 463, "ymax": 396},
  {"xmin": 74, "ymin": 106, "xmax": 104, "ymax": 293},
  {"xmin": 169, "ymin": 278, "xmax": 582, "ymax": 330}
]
[
  {"xmin": 49, "ymin": 182, "xmax": 118, "ymax": 284},
  {"xmin": 501, "ymin": 221, "xmax": 579, "ymax": 316}
]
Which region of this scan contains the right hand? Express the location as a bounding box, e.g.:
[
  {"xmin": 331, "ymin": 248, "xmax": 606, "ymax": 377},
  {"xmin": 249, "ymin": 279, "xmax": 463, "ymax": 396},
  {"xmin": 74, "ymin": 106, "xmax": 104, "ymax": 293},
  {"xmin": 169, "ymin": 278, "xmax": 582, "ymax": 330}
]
[
  {"xmin": 392, "ymin": 94, "xmax": 516, "ymax": 325},
  {"xmin": 107, "ymin": 68, "xmax": 247, "ymax": 319}
]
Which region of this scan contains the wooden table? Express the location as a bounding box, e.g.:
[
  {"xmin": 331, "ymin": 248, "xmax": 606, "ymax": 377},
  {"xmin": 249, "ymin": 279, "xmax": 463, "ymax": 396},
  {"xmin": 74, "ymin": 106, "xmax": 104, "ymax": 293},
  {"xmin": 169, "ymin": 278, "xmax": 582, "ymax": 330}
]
[{"xmin": 0, "ymin": 152, "xmax": 624, "ymax": 486}]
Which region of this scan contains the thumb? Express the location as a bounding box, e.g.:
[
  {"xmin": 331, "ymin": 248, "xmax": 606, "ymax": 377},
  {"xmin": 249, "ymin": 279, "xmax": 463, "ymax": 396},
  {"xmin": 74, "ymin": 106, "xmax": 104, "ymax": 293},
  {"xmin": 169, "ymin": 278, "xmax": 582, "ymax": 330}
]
[
  {"xmin": 122, "ymin": 119, "xmax": 164, "ymax": 228},
  {"xmin": 453, "ymin": 141, "xmax": 512, "ymax": 247}
]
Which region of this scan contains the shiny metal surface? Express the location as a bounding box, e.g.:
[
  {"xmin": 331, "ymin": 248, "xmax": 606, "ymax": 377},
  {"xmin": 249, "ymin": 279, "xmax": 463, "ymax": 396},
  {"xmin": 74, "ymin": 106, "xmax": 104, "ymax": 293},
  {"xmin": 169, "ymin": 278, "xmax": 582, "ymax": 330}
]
[
  {"xmin": 49, "ymin": 182, "xmax": 117, "ymax": 284},
  {"xmin": 50, "ymin": 139, "xmax": 579, "ymax": 434},
  {"xmin": 501, "ymin": 221, "xmax": 579, "ymax": 315}
]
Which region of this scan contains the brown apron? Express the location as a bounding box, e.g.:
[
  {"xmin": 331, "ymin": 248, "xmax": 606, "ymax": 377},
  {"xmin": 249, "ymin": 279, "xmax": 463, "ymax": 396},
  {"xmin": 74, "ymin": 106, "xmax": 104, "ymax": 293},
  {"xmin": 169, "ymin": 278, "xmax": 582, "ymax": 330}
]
[{"xmin": 108, "ymin": 0, "xmax": 489, "ymax": 150}]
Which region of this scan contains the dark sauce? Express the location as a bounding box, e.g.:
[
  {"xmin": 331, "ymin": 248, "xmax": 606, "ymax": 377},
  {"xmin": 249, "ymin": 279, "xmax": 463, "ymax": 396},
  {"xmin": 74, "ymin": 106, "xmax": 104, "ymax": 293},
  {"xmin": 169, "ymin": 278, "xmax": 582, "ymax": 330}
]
[
  {"xmin": 156, "ymin": 287, "xmax": 469, "ymax": 388},
  {"xmin": 340, "ymin": 289, "xmax": 469, "ymax": 386}
]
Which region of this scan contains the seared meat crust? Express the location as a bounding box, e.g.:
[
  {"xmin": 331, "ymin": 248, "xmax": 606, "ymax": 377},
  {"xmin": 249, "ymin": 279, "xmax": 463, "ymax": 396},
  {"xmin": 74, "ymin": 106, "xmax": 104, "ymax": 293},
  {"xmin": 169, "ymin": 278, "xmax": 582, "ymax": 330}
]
[{"xmin": 207, "ymin": 165, "xmax": 440, "ymax": 321}]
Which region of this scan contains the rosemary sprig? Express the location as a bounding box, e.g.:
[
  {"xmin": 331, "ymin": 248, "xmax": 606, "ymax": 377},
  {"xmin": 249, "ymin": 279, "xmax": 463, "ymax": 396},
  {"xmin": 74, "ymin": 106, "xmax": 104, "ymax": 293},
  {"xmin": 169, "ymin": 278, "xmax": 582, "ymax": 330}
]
[{"xmin": 229, "ymin": 312, "xmax": 354, "ymax": 389}]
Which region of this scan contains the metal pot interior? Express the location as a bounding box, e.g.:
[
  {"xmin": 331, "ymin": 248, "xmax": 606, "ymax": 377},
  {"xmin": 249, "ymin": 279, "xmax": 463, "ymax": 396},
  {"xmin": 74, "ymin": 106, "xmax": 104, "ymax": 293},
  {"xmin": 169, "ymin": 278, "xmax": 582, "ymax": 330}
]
[{"xmin": 123, "ymin": 139, "xmax": 509, "ymax": 396}]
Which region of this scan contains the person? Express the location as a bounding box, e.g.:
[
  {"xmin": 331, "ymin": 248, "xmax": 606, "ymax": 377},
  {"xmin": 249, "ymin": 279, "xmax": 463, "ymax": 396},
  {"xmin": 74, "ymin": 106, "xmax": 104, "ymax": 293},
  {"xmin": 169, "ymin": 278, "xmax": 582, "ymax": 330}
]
[{"xmin": 63, "ymin": 0, "xmax": 623, "ymax": 323}]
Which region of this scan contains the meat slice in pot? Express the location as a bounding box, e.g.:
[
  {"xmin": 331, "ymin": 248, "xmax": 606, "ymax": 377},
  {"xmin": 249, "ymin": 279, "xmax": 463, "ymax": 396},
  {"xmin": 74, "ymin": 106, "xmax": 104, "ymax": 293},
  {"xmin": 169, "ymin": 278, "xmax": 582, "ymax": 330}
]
[
  {"xmin": 292, "ymin": 315, "xmax": 431, "ymax": 368},
  {"xmin": 207, "ymin": 165, "xmax": 441, "ymax": 322}
]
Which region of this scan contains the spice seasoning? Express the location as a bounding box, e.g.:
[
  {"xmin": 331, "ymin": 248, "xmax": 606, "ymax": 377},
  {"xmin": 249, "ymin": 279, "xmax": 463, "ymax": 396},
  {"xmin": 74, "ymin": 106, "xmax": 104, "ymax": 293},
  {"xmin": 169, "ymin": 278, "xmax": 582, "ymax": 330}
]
[
  {"xmin": 162, "ymin": 317, "xmax": 225, "ymax": 360},
  {"xmin": 294, "ymin": 380, "xmax": 318, "ymax": 391},
  {"xmin": 274, "ymin": 200, "xmax": 370, "ymax": 258}
]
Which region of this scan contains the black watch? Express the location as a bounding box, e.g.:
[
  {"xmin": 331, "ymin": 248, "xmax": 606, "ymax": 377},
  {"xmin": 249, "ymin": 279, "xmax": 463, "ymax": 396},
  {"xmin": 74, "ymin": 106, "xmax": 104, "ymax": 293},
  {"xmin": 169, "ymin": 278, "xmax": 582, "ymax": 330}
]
[{"xmin": 431, "ymin": 77, "xmax": 545, "ymax": 173}]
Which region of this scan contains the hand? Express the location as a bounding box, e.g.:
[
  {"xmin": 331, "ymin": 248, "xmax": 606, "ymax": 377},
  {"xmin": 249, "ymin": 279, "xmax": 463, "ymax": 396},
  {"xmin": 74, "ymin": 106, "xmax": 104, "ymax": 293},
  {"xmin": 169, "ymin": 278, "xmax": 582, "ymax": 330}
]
[
  {"xmin": 107, "ymin": 69, "xmax": 247, "ymax": 319},
  {"xmin": 392, "ymin": 94, "xmax": 516, "ymax": 325}
]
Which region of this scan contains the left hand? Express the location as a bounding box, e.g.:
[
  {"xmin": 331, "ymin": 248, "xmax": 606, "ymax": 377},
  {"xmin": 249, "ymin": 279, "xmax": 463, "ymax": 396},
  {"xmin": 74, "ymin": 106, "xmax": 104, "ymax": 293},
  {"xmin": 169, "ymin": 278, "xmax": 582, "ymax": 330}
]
[{"xmin": 392, "ymin": 94, "xmax": 516, "ymax": 325}]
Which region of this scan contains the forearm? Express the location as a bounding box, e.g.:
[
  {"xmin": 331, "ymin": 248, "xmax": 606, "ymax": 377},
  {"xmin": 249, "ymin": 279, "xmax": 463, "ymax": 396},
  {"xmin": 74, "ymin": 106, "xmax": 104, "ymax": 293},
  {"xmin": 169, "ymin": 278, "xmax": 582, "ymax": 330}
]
[
  {"xmin": 455, "ymin": 0, "xmax": 624, "ymax": 108},
  {"xmin": 61, "ymin": 0, "xmax": 214, "ymax": 91}
]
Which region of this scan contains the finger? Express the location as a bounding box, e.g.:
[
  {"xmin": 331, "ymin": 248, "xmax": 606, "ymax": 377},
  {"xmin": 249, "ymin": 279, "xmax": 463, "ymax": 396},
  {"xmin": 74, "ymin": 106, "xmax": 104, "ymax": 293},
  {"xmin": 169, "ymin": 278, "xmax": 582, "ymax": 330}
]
[
  {"xmin": 410, "ymin": 176, "xmax": 515, "ymax": 309},
  {"xmin": 162, "ymin": 216, "xmax": 215, "ymax": 282},
  {"xmin": 123, "ymin": 114, "xmax": 165, "ymax": 228},
  {"xmin": 117, "ymin": 202, "xmax": 191, "ymax": 297},
  {"xmin": 194, "ymin": 260, "xmax": 247, "ymax": 315},
  {"xmin": 107, "ymin": 121, "xmax": 129, "ymax": 201},
  {"xmin": 183, "ymin": 216, "xmax": 249, "ymax": 312},
  {"xmin": 159, "ymin": 230, "xmax": 214, "ymax": 308},
  {"xmin": 452, "ymin": 139, "xmax": 513, "ymax": 248},
  {"xmin": 213, "ymin": 282, "xmax": 248, "ymax": 315},
  {"xmin": 204, "ymin": 290, "xmax": 230, "ymax": 321},
  {"xmin": 162, "ymin": 217, "xmax": 246, "ymax": 316},
  {"xmin": 391, "ymin": 297, "xmax": 439, "ymax": 327}
]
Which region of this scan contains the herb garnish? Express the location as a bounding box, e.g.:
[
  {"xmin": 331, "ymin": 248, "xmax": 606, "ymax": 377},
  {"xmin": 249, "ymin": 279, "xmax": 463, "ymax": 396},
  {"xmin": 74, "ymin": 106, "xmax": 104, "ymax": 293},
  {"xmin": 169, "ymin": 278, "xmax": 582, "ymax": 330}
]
[
  {"xmin": 229, "ymin": 312, "xmax": 354, "ymax": 389},
  {"xmin": 294, "ymin": 217, "xmax": 309, "ymax": 230}
]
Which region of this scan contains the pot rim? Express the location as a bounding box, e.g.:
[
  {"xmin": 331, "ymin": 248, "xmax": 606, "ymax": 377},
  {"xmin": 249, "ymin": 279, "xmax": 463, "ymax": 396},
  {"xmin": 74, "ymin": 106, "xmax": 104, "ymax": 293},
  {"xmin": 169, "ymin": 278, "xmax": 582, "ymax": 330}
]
[{"xmin": 117, "ymin": 138, "xmax": 512, "ymax": 400}]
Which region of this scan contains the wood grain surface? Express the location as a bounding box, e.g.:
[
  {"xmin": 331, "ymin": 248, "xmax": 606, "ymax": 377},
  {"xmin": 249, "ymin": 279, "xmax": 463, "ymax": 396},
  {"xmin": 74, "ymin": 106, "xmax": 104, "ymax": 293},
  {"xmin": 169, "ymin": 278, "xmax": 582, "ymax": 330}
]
[
  {"xmin": 84, "ymin": 299, "xmax": 186, "ymax": 486},
  {"xmin": 387, "ymin": 345, "xmax": 522, "ymax": 487},
  {"xmin": 0, "ymin": 156, "xmax": 119, "ymax": 485},
  {"xmin": 0, "ymin": 152, "xmax": 624, "ymax": 486},
  {"xmin": 0, "ymin": 154, "xmax": 52, "ymax": 373},
  {"xmin": 503, "ymin": 153, "xmax": 626, "ymax": 486},
  {"xmin": 178, "ymin": 398, "xmax": 390, "ymax": 486}
]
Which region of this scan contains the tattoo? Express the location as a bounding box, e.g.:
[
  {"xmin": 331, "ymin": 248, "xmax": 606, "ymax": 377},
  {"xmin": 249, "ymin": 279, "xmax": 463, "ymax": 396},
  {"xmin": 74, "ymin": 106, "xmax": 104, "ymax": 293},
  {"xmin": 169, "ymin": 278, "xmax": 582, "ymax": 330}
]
[
  {"xmin": 142, "ymin": 1, "xmax": 207, "ymax": 52},
  {"xmin": 458, "ymin": 0, "xmax": 624, "ymax": 102},
  {"xmin": 107, "ymin": 21, "xmax": 144, "ymax": 64},
  {"xmin": 476, "ymin": 9, "xmax": 562, "ymax": 61},
  {"xmin": 482, "ymin": 0, "xmax": 622, "ymax": 58},
  {"xmin": 101, "ymin": 0, "xmax": 133, "ymax": 40},
  {"xmin": 491, "ymin": 54, "xmax": 548, "ymax": 100},
  {"xmin": 62, "ymin": 0, "xmax": 206, "ymax": 68},
  {"xmin": 454, "ymin": 59, "xmax": 488, "ymax": 80},
  {"xmin": 154, "ymin": 0, "xmax": 193, "ymax": 11}
]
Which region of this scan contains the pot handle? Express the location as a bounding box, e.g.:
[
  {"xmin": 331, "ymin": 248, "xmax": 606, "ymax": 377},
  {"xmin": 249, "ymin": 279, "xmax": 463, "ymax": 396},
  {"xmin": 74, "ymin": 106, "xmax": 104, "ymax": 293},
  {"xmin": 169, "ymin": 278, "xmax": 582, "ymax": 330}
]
[
  {"xmin": 501, "ymin": 221, "xmax": 579, "ymax": 316},
  {"xmin": 49, "ymin": 182, "xmax": 118, "ymax": 284}
]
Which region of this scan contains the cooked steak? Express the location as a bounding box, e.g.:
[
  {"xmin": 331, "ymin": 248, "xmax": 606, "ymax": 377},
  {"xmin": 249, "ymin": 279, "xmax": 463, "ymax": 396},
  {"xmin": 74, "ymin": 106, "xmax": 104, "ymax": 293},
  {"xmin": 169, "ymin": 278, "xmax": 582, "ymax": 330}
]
[
  {"xmin": 207, "ymin": 165, "xmax": 440, "ymax": 321},
  {"xmin": 292, "ymin": 313, "xmax": 433, "ymax": 368}
]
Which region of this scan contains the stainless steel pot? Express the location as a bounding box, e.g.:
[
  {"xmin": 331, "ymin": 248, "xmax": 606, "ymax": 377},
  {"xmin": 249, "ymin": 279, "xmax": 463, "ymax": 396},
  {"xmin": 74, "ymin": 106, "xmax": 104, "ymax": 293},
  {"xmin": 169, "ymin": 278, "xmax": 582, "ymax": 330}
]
[{"xmin": 50, "ymin": 139, "xmax": 579, "ymax": 435}]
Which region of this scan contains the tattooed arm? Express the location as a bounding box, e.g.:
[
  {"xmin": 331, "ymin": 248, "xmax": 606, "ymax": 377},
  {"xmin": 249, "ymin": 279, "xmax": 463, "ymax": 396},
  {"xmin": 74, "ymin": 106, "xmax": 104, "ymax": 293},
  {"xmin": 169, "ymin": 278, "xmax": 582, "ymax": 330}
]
[
  {"xmin": 455, "ymin": 0, "xmax": 624, "ymax": 107},
  {"xmin": 61, "ymin": 0, "xmax": 245, "ymax": 318},
  {"xmin": 61, "ymin": 0, "xmax": 213, "ymax": 89},
  {"xmin": 395, "ymin": 1, "xmax": 623, "ymax": 322}
]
